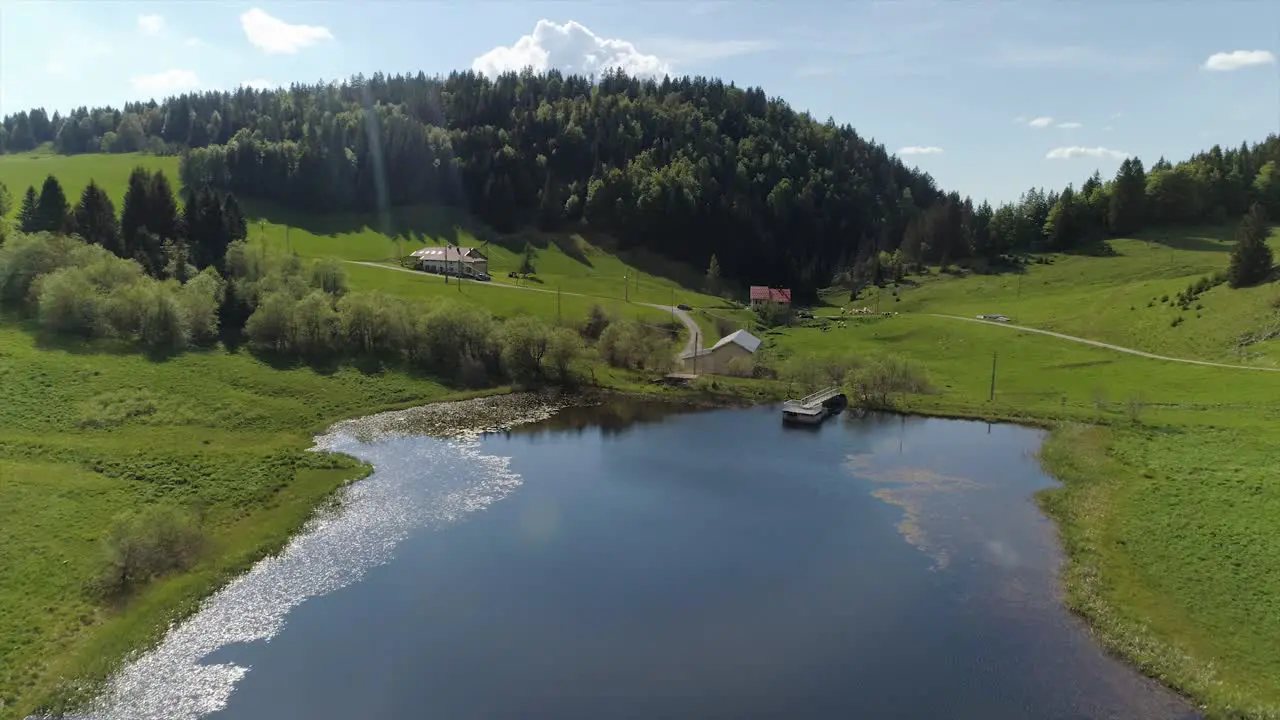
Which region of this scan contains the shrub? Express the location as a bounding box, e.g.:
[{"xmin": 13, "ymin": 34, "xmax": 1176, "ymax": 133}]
[
  {"xmin": 849, "ymin": 355, "xmax": 932, "ymax": 407},
  {"xmin": 35, "ymin": 266, "xmax": 101, "ymax": 336},
  {"xmin": 180, "ymin": 267, "xmax": 225, "ymax": 344},
  {"xmin": 581, "ymin": 304, "xmax": 611, "ymax": 341},
  {"xmin": 546, "ymin": 326, "xmax": 585, "ymax": 382},
  {"xmin": 88, "ymin": 506, "xmax": 206, "ymax": 600},
  {"xmin": 499, "ymin": 315, "xmax": 551, "ymax": 383},
  {"xmin": 310, "ymin": 257, "xmax": 348, "ymax": 296}
]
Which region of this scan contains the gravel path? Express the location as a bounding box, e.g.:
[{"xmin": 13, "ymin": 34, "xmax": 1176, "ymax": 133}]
[{"xmin": 927, "ymin": 313, "xmax": 1280, "ymax": 372}]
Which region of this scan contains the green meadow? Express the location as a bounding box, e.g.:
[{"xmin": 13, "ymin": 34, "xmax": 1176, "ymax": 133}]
[{"xmin": 4, "ymin": 150, "xmax": 1280, "ymax": 717}]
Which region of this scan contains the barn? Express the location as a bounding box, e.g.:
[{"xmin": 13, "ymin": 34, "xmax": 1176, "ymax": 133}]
[{"xmin": 679, "ymin": 329, "xmax": 762, "ymax": 375}]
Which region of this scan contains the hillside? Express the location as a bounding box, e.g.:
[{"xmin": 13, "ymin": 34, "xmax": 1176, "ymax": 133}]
[
  {"xmin": 0, "ymin": 152, "xmax": 741, "ymax": 336},
  {"xmin": 846, "ymin": 227, "xmax": 1280, "ymax": 366}
]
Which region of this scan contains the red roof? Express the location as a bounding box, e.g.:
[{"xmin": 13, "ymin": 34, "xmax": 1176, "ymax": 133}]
[{"xmin": 749, "ymin": 286, "xmax": 792, "ymax": 303}]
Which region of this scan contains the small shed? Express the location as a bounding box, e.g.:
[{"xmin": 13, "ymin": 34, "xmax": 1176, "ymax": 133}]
[{"xmin": 680, "ymin": 329, "xmax": 762, "ymax": 375}]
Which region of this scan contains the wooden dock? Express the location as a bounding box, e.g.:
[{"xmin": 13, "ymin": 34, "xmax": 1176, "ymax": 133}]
[{"xmin": 781, "ymin": 386, "xmax": 846, "ymax": 425}]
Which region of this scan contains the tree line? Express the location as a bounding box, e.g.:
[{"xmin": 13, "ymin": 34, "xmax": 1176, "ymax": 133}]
[
  {"xmin": 4, "ymin": 71, "xmax": 1279, "ymax": 297},
  {"xmin": 7, "ymin": 169, "xmax": 247, "ymax": 279}
]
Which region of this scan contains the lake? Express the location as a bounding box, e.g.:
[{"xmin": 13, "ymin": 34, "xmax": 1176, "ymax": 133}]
[{"xmin": 84, "ymin": 397, "xmax": 1198, "ymax": 720}]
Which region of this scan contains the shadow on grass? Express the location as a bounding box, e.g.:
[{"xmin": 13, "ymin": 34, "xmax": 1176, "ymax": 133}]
[
  {"xmin": 240, "ymin": 199, "xmax": 471, "ymax": 247},
  {"xmin": 1136, "ymin": 226, "xmax": 1235, "ymax": 253}
]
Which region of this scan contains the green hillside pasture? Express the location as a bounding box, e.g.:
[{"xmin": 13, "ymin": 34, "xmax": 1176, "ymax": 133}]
[
  {"xmin": 0, "ymin": 152, "xmax": 181, "ymax": 215},
  {"xmin": 340, "ymin": 263, "xmax": 677, "ymax": 329},
  {"xmin": 767, "ymin": 314, "xmax": 1280, "ymax": 714},
  {"xmin": 846, "ymin": 229, "xmax": 1280, "ymax": 366},
  {"xmin": 0, "ymin": 321, "xmax": 458, "ymax": 718},
  {"xmin": 250, "ymin": 207, "xmax": 723, "ymax": 309}
]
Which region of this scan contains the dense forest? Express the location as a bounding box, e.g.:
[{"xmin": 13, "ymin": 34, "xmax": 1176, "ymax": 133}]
[{"xmin": 3, "ymin": 70, "xmax": 1280, "ymax": 297}]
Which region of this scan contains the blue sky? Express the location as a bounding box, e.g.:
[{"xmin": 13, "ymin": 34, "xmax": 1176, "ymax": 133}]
[{"xmin": 1, "ymin": 1, "xmax": 1277, "ymax": 205}]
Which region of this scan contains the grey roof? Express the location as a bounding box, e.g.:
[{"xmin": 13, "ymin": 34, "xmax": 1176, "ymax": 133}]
[
  {"xmin": 710, "ymin": 329, "xmax": 762, "ymax": 353},
  {"xmin": 409, "ymin": 246, "xmax": 486, "ymax": 262}
]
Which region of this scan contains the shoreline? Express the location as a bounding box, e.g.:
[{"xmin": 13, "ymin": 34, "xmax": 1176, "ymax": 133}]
[
  {"xmin": 36, "ymin": 383, "xmax": 761, "ymax": 719},
  {"xmin": 37, "ymin": 384, "xmax": 1256, "ymax": 720}
]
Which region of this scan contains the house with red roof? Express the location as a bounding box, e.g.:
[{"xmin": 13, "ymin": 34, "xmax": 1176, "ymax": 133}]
[{"xmin": 749, "ymin": 286, "xmax": 792, "ymax": 308}]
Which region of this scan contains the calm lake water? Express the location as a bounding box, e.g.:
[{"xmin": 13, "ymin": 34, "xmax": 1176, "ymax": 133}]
[{"xmin": 86, "ymin": 399, "xmax": 1198, "ymax": 720}]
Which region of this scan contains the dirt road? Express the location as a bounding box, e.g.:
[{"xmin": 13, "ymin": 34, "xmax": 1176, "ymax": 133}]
[{"xmin": 928, "ymin": 313, "xmax": 1280, "ymax": 372}]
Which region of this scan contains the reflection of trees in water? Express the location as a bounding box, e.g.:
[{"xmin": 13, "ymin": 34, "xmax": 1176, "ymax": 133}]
[{"xmin": 510, "ymin": 400, "xmax": 691, "ymax": 439}]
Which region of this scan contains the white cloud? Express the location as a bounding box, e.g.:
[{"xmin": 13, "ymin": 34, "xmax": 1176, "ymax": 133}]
[
  {"xmin": 473, "ymin": 20, "xmax": 671, "ymax": 79},
  {"xmin": 1056, "ymin": 121, "xmax": 1083, "ymax": 129},
  {"xmin": 131, "ymin": 69, "xmax": 200, "ymax": 94},
  {"xmin": 138, "ymin": 14, "xmax": 164, "ymax": 35},
  {"xmin": 1028, "ymin": 116, "xmax": 1053, "ymax": 128},
  {"xmin": 899, "ymin": 146, "xmax": 944, "ymax": 155},
  {"xmin": 240, "ymin": 8, "xmax": 333, "ymax": 54},
  {"xmin": 241, "ymin": 79, "xmax": 274, "ymax": 90},
  {"xmin": 1203, "ymin": 50, "xmax": 1276, "ymax": 71},
  {"xmin": 1045, "ymin": 146, "xmax": 1131, "ymax": 161}
]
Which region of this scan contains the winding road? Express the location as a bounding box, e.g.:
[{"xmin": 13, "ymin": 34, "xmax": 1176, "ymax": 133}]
[
  {"xmin": 349, "ymin": 261, "xmax": 704, "ymax": 357},
  {"xmin": 927, "ymin": 313, "xmax": 1280, "ymax": 372}
]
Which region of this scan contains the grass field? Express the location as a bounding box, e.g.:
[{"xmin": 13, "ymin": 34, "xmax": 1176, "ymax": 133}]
[
  {"xmin": 5, "ymin": 149, "xmax": 1280, "ymax": 717},
  {"xmin": 844, "ymin": 228, "xmax": 1280, "ymax": 366},
  {"xmin": 0, "ymin": 316, "xmax": 481, "ymax": 718}
]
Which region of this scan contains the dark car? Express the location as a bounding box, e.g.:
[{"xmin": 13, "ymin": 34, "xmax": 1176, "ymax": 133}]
[{"xmin": 677, "ymin": 303, "xmax": 692, "ymax": 311}]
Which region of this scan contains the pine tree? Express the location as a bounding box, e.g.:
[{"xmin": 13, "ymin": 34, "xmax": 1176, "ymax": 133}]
[
  {"xmin": 221, "ymin": 192, "xmax": 248, "ymax": 242},
  {"xmin": 183, "ymin": 187, "xmax": 232, "ymax": 271},
  {"xmin": 34, "ymin": 174, "xmax": 70, "ymax": 233},
  {"xmin": 519, "ymin": 242, "xmax": 536, "ymax": 276},
  {"xmin": 17, "ymin": 186, "xmax": 38, "ymax": 232},
  {"xmin": 120, "ymin": 166, "xmax": 153, "ymax": 259},
  {"xmin": 705, "ymin": 254, "xmax": 721, "ymax": 296},
  {"xmin": 74, "ymin": 181, "xmax": 122, "ymax": 255},
  {"xmin": 1228, "ymin": 203, "xmax": 1273, "ymax": 288}
]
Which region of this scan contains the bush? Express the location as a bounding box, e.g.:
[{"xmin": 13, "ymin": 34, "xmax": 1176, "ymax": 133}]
[
  {"xmin": 89, "ymin": 506, "xmax": 206, "ymax": 600},
  {"xmin": 310, "ymin": 257, "xmax": 348, "ymax": 296},
  {"xmin": 36, "ymin": 266, "xmax": 101, "ymax": 336},
  {"xmin": 581, "ymin": 304, "xmax": 611, "ymax": 341},
  {"xmin": 180, "ymin": 267, "xmax": 225, "ymax": 344},
  {"xmin": 848, "ymin": 355, "xmax": 933, "ymax": 407},
  {"xmin": 499, "ymin": 315, "xmax": 551, "ymax": 383},
  {"xmin": 546, "ymin": 326, "xmax": 585, "ymax": 382},
  {"xmin": 598, "ymin": 320, "xmax": 673, "ymax": 371}
]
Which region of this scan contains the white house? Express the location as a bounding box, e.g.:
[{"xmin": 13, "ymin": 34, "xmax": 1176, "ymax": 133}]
[
  {"xmin": 679, "ymin": 329, "xmax": 762, "ymax": 375},
  {"xmin": 410, "ymin": 246, "xmax": 489, "ymax": 276}
]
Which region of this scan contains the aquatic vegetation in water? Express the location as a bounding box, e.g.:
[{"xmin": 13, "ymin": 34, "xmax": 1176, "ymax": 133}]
[{"xmin": 845, "ymin": 453, "xmax": 980, "ymax": 570}]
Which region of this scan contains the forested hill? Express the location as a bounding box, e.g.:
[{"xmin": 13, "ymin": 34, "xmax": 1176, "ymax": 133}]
[
  {"xmin": 0, "ymin": 70, "xmax": 951, "ymax": 298},
  {"xmin": 3, "ymin": 70, "xmax": 1280, "ymax": 299}
]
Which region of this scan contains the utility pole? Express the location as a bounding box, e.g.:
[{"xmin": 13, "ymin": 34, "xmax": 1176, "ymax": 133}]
[
  {"xmin": 457, "ymin": 246, "xmax": 462, "ymax": 293},
  {"xmin": 989, "ymin": 351, "xmax": 998, "ymax": 402},
  {"xmin": 671, "ymin": 288, "xmax": 675, "ymax": 324},
  {"xmin": 694, "ymin": 332, "xmax": 699, "ymax": 375},
  {"xmin": 624, "ymin": 272, "xmax": 629, "ymax": 303}
]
